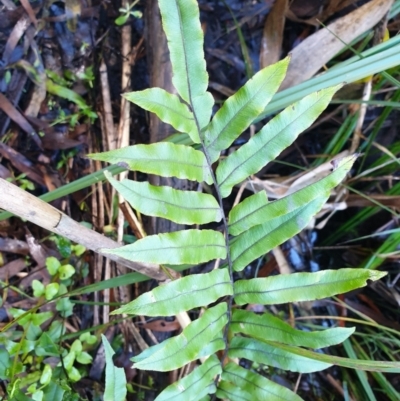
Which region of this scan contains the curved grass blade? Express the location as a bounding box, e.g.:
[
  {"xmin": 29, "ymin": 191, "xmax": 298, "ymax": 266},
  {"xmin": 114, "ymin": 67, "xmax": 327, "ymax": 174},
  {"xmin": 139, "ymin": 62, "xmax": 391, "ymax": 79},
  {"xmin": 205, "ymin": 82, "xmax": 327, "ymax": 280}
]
[
  {"xmin": 228, "ymin": 337, "xmax": 331, "ymax": 373},
  {"xmin": 264, "ymin": 340, "xmax": 400, "ymax": 373},
  {"xmin": 218, "ymin": 362, "xmax": 304, "ymax": 401},
  {"xmin": 204, "ymin": 57, "xmax": 290, "ymax": 161},
  {"xmin": 46, "ymin": 79, "xmax": 89, "ymax": 110},
  {"xmin": 113, "ymin": 269, "xmax": 233, "ymax": 316},
  {"xmin": 155, "ymin": 354, "xmax": 221, "ymax": 401},
  {"xmin": 123, "ymin": 88, "xmax": 199, "ymax": 143},
  {"xmin": 231, "ymin": 196, "xmax": 328, "ymax": 271},
  {"xmin": 229, "ymin": 153, "xmax": 357, "ymax": 235},
  {"xmin": 102, "ymin": 229, "xmax": 226, "ymax": 265},
  {"xmin": 259, "ymin": 36, "xmax": 400, "ymax": 118},
  {"xmin": 158, "ymin": 0, "xmax": 214, "ymax": 129},
  {"xmin": 132, "ymin": 303, "xmax": 228, "ymax": 371},
  {"xmin": 88, "ymin": 143, "xmax": 212, "ymax": 184},
  {"xmin": 106, "ymin": 173, "xmax": 222, "ymax": 225},
  {"xmin": 216, "ymin": 85, "xmax": 342, "ymax": 197},
  {"xmin": 234, "ymin": 268, "xmax": 387, "ymax": 305},
  {"xmin": 231, "ymin": 309, "xmax": 354, "ymax": 348}
]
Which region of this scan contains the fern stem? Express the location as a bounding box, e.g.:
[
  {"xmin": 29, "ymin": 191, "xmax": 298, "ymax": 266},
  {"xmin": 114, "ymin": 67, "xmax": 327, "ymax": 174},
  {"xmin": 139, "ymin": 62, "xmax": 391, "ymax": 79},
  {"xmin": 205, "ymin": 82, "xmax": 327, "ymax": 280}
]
[
  {"xmin": 200, "ymin": 142, "xmax": 234, "ymax": 398},
  {"xmin": 191, "ymin": 106, "xmax": 234, "ymax": 394}
]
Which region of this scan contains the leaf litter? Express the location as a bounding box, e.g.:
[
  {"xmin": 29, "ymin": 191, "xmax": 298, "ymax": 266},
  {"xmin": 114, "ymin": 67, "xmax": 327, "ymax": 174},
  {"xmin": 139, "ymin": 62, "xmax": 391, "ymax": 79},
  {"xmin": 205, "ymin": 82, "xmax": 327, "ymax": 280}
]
[{"xmin": 0, "ymin": 0, "xmax": 399, "ymax": 399}]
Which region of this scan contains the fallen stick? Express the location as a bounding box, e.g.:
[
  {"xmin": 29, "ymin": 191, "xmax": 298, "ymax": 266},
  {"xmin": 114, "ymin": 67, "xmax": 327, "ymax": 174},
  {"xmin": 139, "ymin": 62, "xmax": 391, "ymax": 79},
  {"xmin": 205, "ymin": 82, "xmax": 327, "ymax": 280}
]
[{"xmin": 0, "ymin": 178, "xmax": 167, "ymax": 280}]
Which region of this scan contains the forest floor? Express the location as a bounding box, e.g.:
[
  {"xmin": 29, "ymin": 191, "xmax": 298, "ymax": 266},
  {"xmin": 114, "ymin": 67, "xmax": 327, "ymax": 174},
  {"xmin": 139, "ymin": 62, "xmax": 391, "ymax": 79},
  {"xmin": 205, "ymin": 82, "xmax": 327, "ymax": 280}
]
[{"xmin": 0, "ymin": 0, "xmax": 400, "ymax": 400}]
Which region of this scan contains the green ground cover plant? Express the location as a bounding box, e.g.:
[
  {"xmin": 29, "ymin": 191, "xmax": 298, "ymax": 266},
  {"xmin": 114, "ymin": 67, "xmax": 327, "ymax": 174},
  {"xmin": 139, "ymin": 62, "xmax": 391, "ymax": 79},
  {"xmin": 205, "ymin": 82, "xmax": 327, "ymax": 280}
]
[
  {"xmin": 0, "ymin": 240, "xmax": 96, "ymax": 401},
  {"xmin": 86, "ymin": 0, "xmax": 400, "ymax": 399}
]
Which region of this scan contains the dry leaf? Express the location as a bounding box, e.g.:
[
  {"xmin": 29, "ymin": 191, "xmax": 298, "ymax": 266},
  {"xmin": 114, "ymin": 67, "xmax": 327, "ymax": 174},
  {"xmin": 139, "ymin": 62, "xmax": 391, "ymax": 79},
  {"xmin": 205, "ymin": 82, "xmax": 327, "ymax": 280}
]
[
  {"xmin": 260, "ymin": 0, "xmax": 288, "ymax": 68},
  {"xmin": 281, "ymin": 0, "xmax": 394, "ymax": 89}
]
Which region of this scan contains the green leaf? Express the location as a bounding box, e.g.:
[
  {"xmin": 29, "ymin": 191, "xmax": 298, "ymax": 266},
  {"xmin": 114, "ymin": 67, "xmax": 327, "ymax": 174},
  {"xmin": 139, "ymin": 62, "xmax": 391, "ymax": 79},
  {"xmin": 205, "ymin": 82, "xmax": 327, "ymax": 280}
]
[
  {"xmin": 204, "ymin": 57, "xmax": 290, "ymax": 161},
  {"xmin": 115, "ymin": 14, "xmax": 129, "ymax": 26},
  {"xmin": 113, "ymin": 269, "xmax": 232, "ymax": 316},
  {"xmin": 234, "ymin": 268, "xmax": 387, "ymax": 305},
  {"xmin": 197, "ymin": 338, "xmax": 226, "ymax": 359},
  {"xmin": 46, "ymin": 79, "xmax": 89, "ymax": 110},
  {"xmin": 46, "ymin": 257, "xmax": 60, "ymax": 276},
  {"xmin": 42, "ymin": 382, "xmax": 65, "ymax": 401},
  {"xmin": 61, "ymin": 351, "xmax": 75, "ymax": 372},
  {"xmin": 88, "ymin": 143, "xmax": 212, "ymax": 184},
  {"xmin": 32, "ymin": 280, "xmax": 45, "ymax": 297},
  {"xmin": 216, "ymin": 381, "xmax": 254, "ymax": 401},
  {"xmin": 102, "ymin": 334, "xmax": 127, "ymax": 401},
  {"xmin": 67, "ymin": 366, "xmax": 81, "ymax": 382},
  {"xmin": 230, "ymin": 309, "xmax": 354, "ymax": 348},
  {"xmin": 228, "ymin": 337, "xmax": 331, "ymax": 373},
  {"xmin": 132, "ymin": 303, "xmax": 228, "ymax": 371},
  {"xmin": 155, "ymin": 354, "xmax": 221, "ymax": 401},
  {"xmin": 228, "ymin": 191, "xmax": 268, "ymax": 236},
  {"xmin": 36, "ymin": 333, "xmax": 59, "ymax": 357},
  {"xmin": 102, "ymin": 229, "xmax": 226, "ymax": 265},
  {"xmin": 45, "ymin": 283, "xmax": 59, "ymax": 300},
  {"xmin": 106, "ymin": 173, "xmax": 221, "ymax": 225},
  {"xmin": 56, "ymin": 297, "xmax": 74, "ymax": 317},
  {"xmin": 216, "ymin": 85, "xmax": 342, "ymax": 197},
  {"xmin": 218, "ymin": 362, "xmax": 304, "ymax": 401},
  {"xmin": 264, "ymin": 340, "xmax": 400, "ymax": 373},
  {"xmin": 229, "ymin": 154, "xmax": 357, "ymax": 235},
  {"xmin": 10, "ymin": 390, "xmax": 34, "ymax": 401},
  {"xmin": 123, "ymin": 88, "xmax": 199, "ymax": 143},
  {"xmin": 132, "ymin": 334, "xmax": 224, "ymax": 367},
  {"xmin": 0, "ymin": 348, "xmax": 11, "ymax": 380},
  {"xmin": 231, "ymin": 196, "xmax": 328, "ymax": 271},
  {"xmin": 71, "ymin": 339, "xmax": 82, "ymax": 353},
  {"xmin": 58, "ymin": 264, "xmax": 75, "ymax": 280},
  {"xmin": 31, "ymin": 312, "xmax": 53, "ymax": 326},
  {"xmin": 76, "ymin": 351, "xmax": 93, "ymax": 364},
  {"xmin": 39, "ymin": 364, "xmax": 52, "ymax": 386},
  {"xmin": 158, "ymin": 0, "xmax": 214, "ymax": 129}
]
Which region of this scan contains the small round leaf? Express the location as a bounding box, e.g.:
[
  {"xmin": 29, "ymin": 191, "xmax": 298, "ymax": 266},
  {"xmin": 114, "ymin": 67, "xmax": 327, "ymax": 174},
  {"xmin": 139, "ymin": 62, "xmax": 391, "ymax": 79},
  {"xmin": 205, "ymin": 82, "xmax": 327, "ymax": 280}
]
[
  {"xmin": 59, "ymin": 264, "xmax": 75, "ymax": 280},
  {"xmin": 68, "ymin": 366, "xmax": 81, "ymax": 382},
  {"xmin": 40, "ymin": 364, "xmax": 52, "ymax": 386},
  {"xmin": 45, "ymin": 283, "xmax": 59, "ymax": 300},
  {"xmin": 76, "ymin": 352, "xmax": 93, "ymax": 365},
  {"xmin": 71, "ymin": 340, "xmax": 82, "ymax": 354},
  {"xmin": 46, "ymin": 257, "xmax": 61, "ymax": 276},
  {"xmin": 32, "ymin": 280, "xmax": 45, "ymax": 297}
]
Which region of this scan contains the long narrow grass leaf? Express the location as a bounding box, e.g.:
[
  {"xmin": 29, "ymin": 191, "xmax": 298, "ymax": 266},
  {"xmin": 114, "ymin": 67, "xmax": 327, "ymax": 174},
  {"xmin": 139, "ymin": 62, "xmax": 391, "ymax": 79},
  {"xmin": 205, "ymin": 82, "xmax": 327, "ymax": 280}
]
[
  {"xmin": 260, "ymin": 38, "xmax": 400, "ymax": 117},
  {"xmin": 264, "ymin": 340, "xmax": 400, "ymax": 373},
  {"xmin": 343, "ymin": 339, "xmax": 376, "ymax": 401}
]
